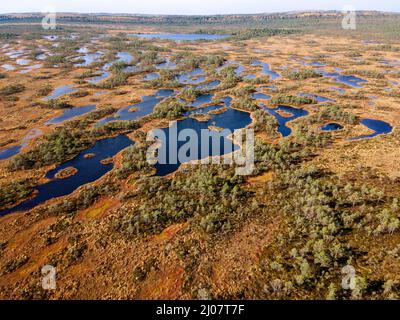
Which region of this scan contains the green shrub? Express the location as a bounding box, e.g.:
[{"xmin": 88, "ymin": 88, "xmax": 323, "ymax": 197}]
[
  {"xmin": 70, "ymin": 90, "xmax": 89, "ymax": 98},
  {"xmin": 36, "ymin": 83, "xmax": 53, "ymax": 97},
  {"xmin": 101, "ymin": 72, "xmax": 128, "ymax": 89},
  {"xmin": 178, "ymin": 87, "xmax": 201, "ymax": 101},
  {"xmin": 8, "ymin": 127, "xmax": 89, "ymax": 170},
  {"xmin": 344, "ymin": 69, "xmax": 385, "ymax": 79},
  {"xmin": 43, "ymin": 99, "xmax": 74, "ymax": 109},
  {"xmin": 253, "ymin": 109, "xmax": 279, "ymax": 136},
  {"xmin": 153, "ymin": 97, "xmax": 187, "ymax": 119},
  {"xmin": 231, "ymin": 28, "xmax": 299, "ymax": 40},
  {"xmin": 270, "ymin": 94, "xmax": 316, "ymax": 106},
  {"xmin": 232, "ymin": 95, "xmax": 259, "ymax": 111},
  {"xmin": 0, "ymin": 179, "xmax": 34, "ymax": 209},
  {"xmin": 283, "ymin": 69, "xmax": 322, "ymax": 80},
  {"xmin": 0, "ymin": 83, "xmax": 25, "ymax": 96},
  {"xmin": 115, "ymin": 166, "xmax": 249, "ymax": 237}
]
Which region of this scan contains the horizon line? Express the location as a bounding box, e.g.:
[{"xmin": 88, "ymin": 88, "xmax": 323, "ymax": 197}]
[{"xmin": 2, "ymin": 9, "xmax": 400, "ymax": 16}]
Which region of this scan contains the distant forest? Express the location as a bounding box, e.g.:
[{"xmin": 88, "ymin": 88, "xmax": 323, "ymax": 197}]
[{"xmin": 1, "ymin": 11, "xmax": 400, "ymax": 39}]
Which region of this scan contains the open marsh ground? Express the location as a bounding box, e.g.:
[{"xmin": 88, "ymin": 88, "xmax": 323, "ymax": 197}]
[{"xmin": 0, "ymin": 11, "xmax": 399, "ymax": 300}]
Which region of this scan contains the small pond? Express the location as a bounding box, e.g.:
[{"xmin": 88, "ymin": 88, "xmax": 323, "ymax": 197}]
[
  {"xmin": 350, "ymin": 119, "xmax": 393, "ymax": 140},
  {"xmin": 43, "ymin": 85, "xmax": 77, "ymax": 101},
  {"xmin": 0, "ymin": 135, "xmax": 134, "ymax": 215},
  {"xmin": 45, "ymin": 105, "xmax": 97, "ymax": 125}
]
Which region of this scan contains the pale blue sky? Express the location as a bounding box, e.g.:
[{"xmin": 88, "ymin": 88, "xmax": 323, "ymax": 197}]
[{"xmin": 1, "ymin": 0, "xmax": 399, "ymax": 15}]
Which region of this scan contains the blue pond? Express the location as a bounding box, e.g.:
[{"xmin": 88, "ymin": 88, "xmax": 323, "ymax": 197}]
[
  {"xmin": 16, "ymin": 59, "xmax": 31, "ymax": 66},
  {"xmin": 177, "ymin": 68, "xmax": 206, "ymax": 85},
  {"xmin": 0, "ymin": 129, "xmax": 42, "ymax": 161},
  {"xmin": 196, "ymin": 80, "xmax": 221, "ymax": 91},
  {"xmin": 0, "ymin": 145, "xmax": 22, "ymax": 161},
  {"xmin": 75, "ymin": 52, "xmax": 102, "ymax": 67},
  {"xmin": 321, "ymin": 123, "xmax": 344, "ymax": 131},
  {"xmin": 218, "ymin": 63, "xmax": 252, "ymax": 79},
  {"xmin": 243, "ymin": 74, "xmax": 257, "ymax": 80},
  {"xmin": 144, "ymin": 73, "xmax": 160, "ymax": 81},
  {"xmin": 184, "ymin": 104, "xmax": 225, "ymax": 117},
  {"xmin": 156, "ymin": 59, "xmax": 177, "ymax": 70},
  {"xmin": 321, "ymin": 72, "xmax": 367, "ymax": 88},
  {"xmin": 1, "ymin": 64, "xmax": 15, "ymax": 71},
  {"xmin": 252, "ymin": 92, "xmax": 271, "ymax": 100},
  {"xmin": 298, "ymin": 93, "xmax": 335, "ymax": 103},
  {"xmin": 263, "ymin": 105, "xmax": 309, "ymax": 137},
  {"xmin": 45, "ymin": 105, "xmax": 97, "ymax": 125},
  {"xmin": 190, "ymin": 93, "xmax": 214, "ymax": 107},
  {"xmin": 123, "ymin": 65, "xmax": 140, "ymax": 73},
  {"xmin": 88, "ymin": 71, "xmax": 111, "ymax": 84},
  {"xmin": 234, "ymin": 65, "xmax": 246, "ymax": 76},
  {"xmin": 129, "ymin": 33, "xmax": 230, "ymax": 41},
  {"xmin": 100, "ymin": 52, "xmax": 134, "ymax": 69},
  {"xmin": 336, "ymin": 75, "xmax": 368, "ymax": 88},
  {"xmin": 306, "ymin": 61, "xmax": 326, "ymax": 67},
  {"xmin": 116, "ymin": 52, "xmax": 133, "ymax": 64},
  {"xmin": 98, "ymin": 89, "xmax": 174, "ymax": 125},
  {"xmin": 0, "ymin": 135, "xmax": 134, "ymax": 216},
  {"xmin": 251, "ymin": 61, "xmax": 280, "ymax": 80},
  {"xmin": 154, "ymin": 97, "xmax": 252, "ymax": 176},
  {"xmin": 351, "ymin": 119, "xmax": 393, "ymax": 140},
  {"xmin": 44, "ymin": 85, "xmax": 77, "ymax": 101}
]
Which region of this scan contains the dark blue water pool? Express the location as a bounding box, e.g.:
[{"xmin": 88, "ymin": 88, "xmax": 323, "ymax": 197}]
[
  {"xmin": 75, "ymin": 52, "xmax": 102, "ymax": 67},
  {"xmin": 321, "ymin": 71, "xmax": 368, "ymax": 88},
  {"xmin": 321, "ymin": 123, "xmax": 344, "ymax": 131},
  {"xmin": 184, "ymin": 104, "xmax": 224, "ymax": 117},
  {"xmin": 189, "ymin": 93, "xmax": 214, "ymax": 108},
  {"xmin": 243, "ymin": 74, "xmax": 257, "ymax": 80},
  {"xmin": 153, "ymin": 97, "xmax": 252, "ymax": 176},
  {"xmin": 176, "ymin": 68, "xmax": 206, "ymax": 85},
  {"xmin": 251, "ymin": 61, "xmax": 280, "ymax": 80},
  {"xmin": 98, "ymin": 89, "xmax": 174, "ymax": 125},
  {"xmin": 351, "ymin": 119, "xmax": 393, "ymax": 140},
  {"xmin": 45, "ymin": 105, "xmax": 96, "ymax": 125},
  {"xmin": 144, "ymin": 72, "xmax": 160, "ymax": 81},
  {"xmin": 116, "ymin": 52, "xmax": 133, "ymax": 64},
  {"xmin": 263, "ymin": 105, "xmax": 309, "ymax": 137},
  {"xmin": 0, "ymin": 145, "xmax": 22, "ymax": 161},
  {"xmin": 196, "ymin": 80, "xmax": 221, "ymax": 90},
  {"xmin": 88, "ymin": 71, "xmax": 111, "ymax": 84},
  {"xmin": 44, "ymin": 85, "xmax": 77, "ymax": 101},
  {"xmin": 252, "ymin": 92, "xmax": 271, "ymax": 100},
  {"xmin": 298, "ymin": 93, "xmax": 335, "ymax": 103},
  {"xmin": 336, "ymin": 75, "xmax": 368, "ymax": 88},
  {"xmin": 234, "ymin": 65, "xmax": 246, "ymax": 76},
  {"xmin": 156, "ymin": 59, "xmax": 177, "ymax": 70},
  {"xmin": 0, "ymin": 135, "xmax": 134, "ymax": 216},
  {"xmin": 100, "ymin": 52, "xmax": 133, "ymax": 69},
  {"xmin": 0, "ymin": 129, "xmax": 42, "ymax": 161}
]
